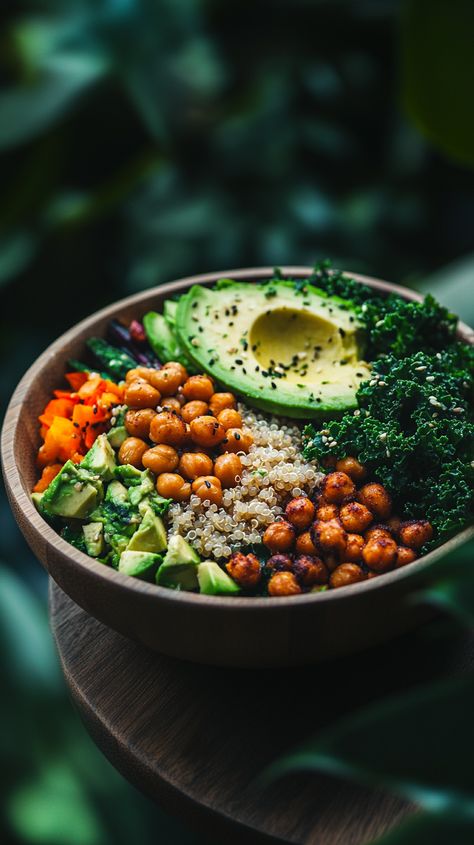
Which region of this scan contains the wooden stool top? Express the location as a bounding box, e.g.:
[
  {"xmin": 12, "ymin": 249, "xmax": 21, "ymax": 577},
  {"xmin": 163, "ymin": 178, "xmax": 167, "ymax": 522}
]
[{"xmin": 50, "ymin": 582, "xmax": 473, "ymax": 844}]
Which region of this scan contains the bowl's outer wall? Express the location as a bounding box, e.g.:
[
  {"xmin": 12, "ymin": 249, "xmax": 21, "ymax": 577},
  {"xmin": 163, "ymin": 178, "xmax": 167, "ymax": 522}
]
[{"xmin": 3, "ymin": 267, "xmax": 474, "ymax": 667}]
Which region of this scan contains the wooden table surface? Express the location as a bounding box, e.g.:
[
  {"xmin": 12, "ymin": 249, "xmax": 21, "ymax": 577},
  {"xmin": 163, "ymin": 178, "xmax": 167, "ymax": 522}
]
[{"xmin": 50, "ymin": 582, "xmax": 474, "ymax": 845}]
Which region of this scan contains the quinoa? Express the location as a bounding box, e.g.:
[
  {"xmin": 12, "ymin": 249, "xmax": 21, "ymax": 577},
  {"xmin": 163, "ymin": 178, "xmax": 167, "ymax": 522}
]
[{"xmin": 168, "ymin": 403, "xmax": 324, "ymax": 559}]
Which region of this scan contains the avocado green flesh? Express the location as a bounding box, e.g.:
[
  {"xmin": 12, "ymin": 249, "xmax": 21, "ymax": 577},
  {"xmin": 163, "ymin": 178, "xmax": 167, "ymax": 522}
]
[
  {"xmin": 119, "ymin": 550, "xmax": 161, "ymax": 580},
  {"xmin": 156, "ymin": 534, "xmax": 200, "ymax": 590},
  {"xmin": 197, "ymin": 560, "xmax": 240, "ymax": 596},
  {"xmin": 41, "ymin": 460, "xmax": 101, "ymax": 519},
  {"xmin": 175, "ymin": 282, "xmax": 371, "ymax": 418},
  {"xmin": 126, "ymin": 508, "xmax": 167, "ymax": 553}
]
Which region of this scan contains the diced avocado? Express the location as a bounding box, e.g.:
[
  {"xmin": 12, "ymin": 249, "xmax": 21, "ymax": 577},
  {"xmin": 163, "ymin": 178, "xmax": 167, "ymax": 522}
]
[
  {"xmin": 156, "ymin": 535, "xmax": 200, "ymax": 590},
  {"xmin": 107, "ymin": 425, "xmax": 128, "ymax": 449},
  {"xmin": 115, "ymin": 464, "xmax": 143, "ymax": 485},
  {"xmin": 175, "ymin": 280, "xmax": 371, "ymax": 418},
  {"xmin": 138, "ymin": 492, "xmax": 171, "ymax": 517},
  {"xmin": 128, "ymin": 470, "xmax": 155, "ymax": 506},
  {"xmin": 41, "ymin": 460, "xmax": 101, "ymax": 519},
  {"xmin": 106, "ymin": 480, "xmax": 128, "ymax": 504},
  {"xmin": 197, "ymin": 560, "xmax": 241, "ymax": 596},
  {"xmin": 82, "ymin": 522, "xmax": 104, "ymax": 557},
  {"xmin": 126, "ymin": 507, "xmax": 167, "ymax": 553},
  {"xmin": 81, "ymin": 433, "xmax": 117, "ymax": 480},
  {"xmin": 118, "ymin": 550, "xmax": 161, "ymax": 580},
  {"xmin": 31, "ymin": 492, "xmax": 44, "ymax": 512}
]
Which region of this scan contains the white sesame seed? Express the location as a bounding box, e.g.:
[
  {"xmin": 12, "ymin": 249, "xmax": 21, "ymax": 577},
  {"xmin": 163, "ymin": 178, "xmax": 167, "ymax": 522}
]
[
  {"xmin": 353, "ymin": 409, "xmax": 361, "ymax": 416},
  {"xmin": 297, "ymin": 352, "xmax": 307, "ymax": 360},
  {"xmin": 379, "ymin": 432, "xmax": 387, "ymax": 441},
  {"xmin": 321, "ymin": 435, "xmax": 328, "ymax": 444},
  {"xmin": 378, "ymin": 381, "xmax": 387, "ymax": 387},
  {"xmin": 375, "ymin": 319, "xmax": 384, "ymax": 327},
  {"xmin": 453, "ymin": 407, "xmax": 464, "ymax": 414},
  {"xmin": 426, "ymin": 376, "xmax": 435, "ymax": 383},
  {"xmin": 329, "ymin": 440, "xmax": 338, "ymax": 448},
  {"xmin": 415, "ymin": 366, "xmax": 427, "ymax": 371},
  {"xmin": 191, "ymin": 338, "xmax": 200, "ymax": 347}
]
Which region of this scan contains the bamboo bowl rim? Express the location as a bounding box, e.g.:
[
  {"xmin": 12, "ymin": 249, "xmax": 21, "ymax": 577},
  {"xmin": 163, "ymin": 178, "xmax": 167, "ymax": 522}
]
[{"xmin": 3, "ymin": 266, "xmax": 474, "ymax": 610}]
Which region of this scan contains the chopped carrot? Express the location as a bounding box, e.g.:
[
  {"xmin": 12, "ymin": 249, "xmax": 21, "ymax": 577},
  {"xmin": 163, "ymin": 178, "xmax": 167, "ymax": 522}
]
[
  {"xmin": 39, "ymin": 398, "xmax": 75, "ymax": 427},
  {"xmin": 65, "ymin": 371, "xmax": 89, "ymax": 391},
  {"xmin": 77, "ymin": 375, "xmax": 103, "ymax": 401},
  {"xmin": 33, "ymin": 463, "xmax": 62, "ymax": 493}
]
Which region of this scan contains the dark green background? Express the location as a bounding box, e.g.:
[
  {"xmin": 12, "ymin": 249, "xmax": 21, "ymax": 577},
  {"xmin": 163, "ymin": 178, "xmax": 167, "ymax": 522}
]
[{"xmin": 1, "ymin": 2, "xmax": 473, "ymax": 843}]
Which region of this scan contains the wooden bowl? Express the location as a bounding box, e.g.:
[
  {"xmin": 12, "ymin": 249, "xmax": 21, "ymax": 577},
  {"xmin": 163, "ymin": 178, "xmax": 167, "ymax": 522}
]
[{"xmin": 3, "ymin": 267, "xmax": 474, "ymax": 667}]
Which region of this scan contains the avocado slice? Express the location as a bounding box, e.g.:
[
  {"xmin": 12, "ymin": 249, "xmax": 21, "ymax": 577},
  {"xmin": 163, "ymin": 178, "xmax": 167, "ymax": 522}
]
[
  {"xmin": 175, "ymin": 280, "xmax": 371, "ymax": 418},
  {"xmin": 41, "ymin": 460, "xmax": 101, "ymax": 519},
  {"xmin": 143, "ymin": 310, "xmax": 191, "ymax": 368},
  {"xmin": 197, "ymin": 560, "xmax": 241, "ymax": 596},
  {"xmin": 163, "ymin": 299, "xmax": 178, "ymax": 327},
  {"xmin": 106, "ymin": 480, "xmax": 129, "ymax": 504},
  {"xmin": 81, "ymin": 433, "xmax": 117, "ymax": 480},
  {"xmin": 156, "ymin": 535, "xmax": 200, "ymax": 590},
  {"xmin": 107, "ymin": 425, "xmax": 128, "ymax": 449},
  {"xmin": 82, "ymin": 522, "xmax": 104, "ymax": 557},
  {"xmin": 126, "ymin": 507, "xmax": 167, "ymax": 553},
  {"xmin": 118, "ymin": 550, "xmax": 161, "ymax": 580}
]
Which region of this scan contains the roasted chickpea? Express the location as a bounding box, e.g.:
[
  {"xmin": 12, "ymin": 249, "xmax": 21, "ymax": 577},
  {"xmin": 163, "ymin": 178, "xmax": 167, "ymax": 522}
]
[
  {"xmin": 217, "ymin": 408, "xmax": 243, "ymax": 430},
  {"xmin": 316, "ymin": 502, "xmax": 339, "ymax": 522},
  {"xmin": 125, "ymin": 407, "xmax": 156, "ymax": 439},
  {"xmin": 284, "ymin": 496, "xmax": 315, "ymax": 532},
  {"xmin": 295, "ymin": 531, "xmax": 319, "ymax": 556},
  {"xmin": 325, "ymin": 554, "xmax": 340, "ymax": 573},
  {"xmin": 398, "ymin": 520, "xmax": 433, "ymax": 550},
  {"xmin": 142, "ymin": 444, "xmax": 179, "ymax": 474},
  {"xmin": 209, "ymin": 392, "xmax": 236, "ymax": 416},
  {"xmin": 387, "ymin": 515, "xmax": 402, "ymax": 536},
  {"xmin": 125, "ymin": 366, "xmax": 154, "ymax": 383},
  {"xmin": 263, "ymin": 521, "xmax": 295, "ymax": 553},
  {"xmin": 161, "ymin": 397, "xmax": 182, "ymax": 414},
  {"xmin": 213, "ymin": 453, "xmax": 242, "ymax": 488},
  {"xmin": 268, "ymin": 571, "xmax": 302, "ymax": 597},
  {"xmin": 192, "ymin": 477, "xmax": 223, "ymax": 506},
  {"xmin": 339, "ymin": 501, "xmax": 373, "ymax": 533},
  {"xmin": 293, "ymin": 555, "xmax": 328, "ymax": 587},
  {"xmin": 362, "ymin": 536, "xmax": 398, "ymax": 572},
  {"xmin": 266, "ymin": 554, "xmax": 294, "ymax": 572},
  {"xmin": 148, "ymin": 366, "xmax": 183, "ymax": 396},
  {"xmin": 163, "ymin": 361, "xmax": 188, "ymax": 382},
  {"xmin": 335, "ymin": 456, "xmax": 367, "ymax": 483},
  {"xmin": 365, "ymin": 524, "xmax": 393, "ymax": 542},
  {"xmin": 323, "ymin": 471, "xmax": 356, "ymax": 504},
  {"xmin": 311, "ymin": 519, "xmax": 348, "ymax": 557},
  {"xmin": 330, "ymin": 563, "xmax": 366, "ymax": 589},
  {"xmin": 357, "ymin": 483, "xmax": 392, "ymax": 520},
  {"xmin": 182, "ymin": 375, "xmax": 214, "ymax": 402},
  {"xmin": 190, "ymin": 415, "xmax": 226, "ymax": 448},
  {"xmin": 156, "ymin": 472, "xmax": 191, "ymax": 502},
  {"xmin": 179, "ymin": 451, "xmax": 213, "ymax": 480},
  {"xmin": 118, "ymin": 437, "xmax": 148, "ymax": 468},
  {"xmin": 345, "ymin": 533, "xmax": 365, "ymax": 562},
  {"xmin": 181, "ymin": 400, "xmax": 209, "ymax": 423},
  {"xmin": 226, "ymin": 552, "xmax": 261, "ymax": 588},
  {"xmin": 220, "ymin": 428, "xmax": 253, "ymax": 454},
  {"xmin": 150, "ymin": 411, "xmax": 187, "ymax": 447},
  {"xmin": 395, "ymin": 546, "xmax": 418, "ymax": 568},
  {"xmin": 124, "ymin": 380, "xmax": 161, "ymax": 409}
]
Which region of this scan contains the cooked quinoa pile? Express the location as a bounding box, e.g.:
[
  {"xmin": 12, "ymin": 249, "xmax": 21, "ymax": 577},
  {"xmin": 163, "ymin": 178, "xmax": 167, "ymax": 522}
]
[{"xmin": 168, "ymin": 403, "xmax": 324, "ymax": 558}]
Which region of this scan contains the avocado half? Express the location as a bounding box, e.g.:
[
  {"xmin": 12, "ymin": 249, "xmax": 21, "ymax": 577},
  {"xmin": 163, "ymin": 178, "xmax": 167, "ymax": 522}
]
[{"xmin": 175, "ymin": 280, "xmax": 371, "ymax": 418}]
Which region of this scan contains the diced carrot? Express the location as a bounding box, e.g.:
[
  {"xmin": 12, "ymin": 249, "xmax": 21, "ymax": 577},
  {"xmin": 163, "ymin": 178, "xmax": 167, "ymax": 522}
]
[
  {"xmin": 77, "ymin": 375, "xmax": 103, "ymax": 400},
  {"xmin": 71, "ymin": 451, "xmax": 85, "ymax": 463},
  {"xmin": 104, "ymin": 380, "xmax": 124, "ymax": 399},
  {"xmin": 84, "ymin": 423, "xmax": 107, "ymax": 450},
  {"xmin": 65, "ymin": 372, "xmax": 89, "ymax": 391},
  {"xmin": 47, "ymin": 416, "xmax": 82, "ymax": 463},
  {"xmin": 72, "ymin": 403, "xmax": 108, "ymax": 429},
  {"xmin": 100, "ymin": 391, "xmax": 120, "ymax": 408},
  {"xmin": 33, "ymin": 463, "xmax": 63, "ymax": 493},
  {"xmin": 40, "ymin": 425, "xmax": 49, "ymax": 439},
  {"xmin": 39, "ymin": 398, "xmax": 75, "ymax": 427}
]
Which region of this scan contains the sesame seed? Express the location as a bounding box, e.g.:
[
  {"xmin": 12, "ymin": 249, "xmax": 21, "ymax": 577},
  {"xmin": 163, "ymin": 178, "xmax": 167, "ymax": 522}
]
[{"xmin": 426, "ymin": 376, "xmax": 435, "ymax": 383}]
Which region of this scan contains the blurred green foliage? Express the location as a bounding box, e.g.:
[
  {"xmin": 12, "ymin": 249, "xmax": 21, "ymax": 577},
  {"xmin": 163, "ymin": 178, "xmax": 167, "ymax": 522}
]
[{"xmin": 1, "ymin": 1, "xmax": 474, "ymax": 843}]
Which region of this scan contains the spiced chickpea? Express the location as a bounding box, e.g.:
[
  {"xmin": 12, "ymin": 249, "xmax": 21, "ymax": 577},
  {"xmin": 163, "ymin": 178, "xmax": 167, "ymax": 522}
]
[
  {"xmin": 118, "ymin": 437, "xmax": 148, "ymax": 468},
  {"xmin": 362, "ymin": 536, "xmax": 398, "ymax": 572},
  {"xmin": 316, "ymin": 502, "xmax": 339, "ymax": 522},
  {"xmin": 395, "ymin": 546, "xmax": 418, "ymax": 568},
  {"xmin": 268, "ymin": 571, "xmax": 302, "ymax": 597},
  {"xmin": 163, "ymin": 361, "xmax": 188, "ymax": 382},
  {"xmin": 323, "ymin": 471, "xmax": 355, "ymax": 504},
  {"xmin": 142, "ymin": 444, "xmax": 179, "ymax": 474},
  {"xmin": 217, "ymin": 408, "xmax": 243, "ymax": 430},
  {"xmin": 191, "ymin": 476, "xmax": 223, "ymax": 506},
  {"xmin": 335, "ymin": 456, "xmax": 367, "ymax": 483},
  {"xmin": 365, "ymin": 525, "xmax": 393, "ymax": 542},
  {"xmin": 124, "ymin": 380, "xmax": 161, "ymax": 409},
  {"xmin": 190, "ymin": 415, "xmax": 226, "ymax": 448},
  {"xmin": 339, "ymin": 501, "xmax": 373, "ymax": 533},
  {"xmin": 266, "ymin": 554, "xmax": 294, "ymax": 572},
  {"xmin": 398, "ymin": 520, "xmax": 433, "ymax": 550},
  {"xmin": 293, "ymin": 555, "xmax": 328, "ymax": 587},
  {"xmin": 125, "ymin": 366, "xmax": 154, "ymax": 383},
  {"xmin": 156, "ymin": 473, "xmax": 191, "ymax": 502},
  {"xmin": 182, "ymin": 375, "xmax": 214, "ymax": 402},
  {"xmin": 387, "ymin": 515, "xmax": 402, "ymax": 536},
  {"xmin": 181, "ymin": 400, "xmax": 209, "ymax": 423},
  {"xmin": 125, "ymin": 408, "xmax": 156, "ymax": 439},
  {"xmin": 285, "ymin": 497, "xmax": 315, "ymax": 532},
  {"xmin": 345, "ymin": 533, "xmax": 365, "ymax": 562},
  {"xmin": 330, "ymin": 564, "xmax": 366, "ymax": 589},
  {"xmin": 213, "ymin": 453, "xmax": 242, "ymax": 488},
  {"xmin": 226, "ymin": 552, "xmax": 261, "ymax": 588},
  {"xmin": 150, "ymin": 411, "xmax": 187, "ymax": 447},
  {"xmin": 220, "ymin": 428, "xmax": 253, "ymax": 454},
  {"xmin": 357, "ymin": 483, "xmax": 392, "ymax": 520},
  {"xmin": 148, "ymin": 366, "xmax": 183, "ymax": 396},
  {"xmin": 263, "ymin": 521, "xmax": 295, "ymax": 553},
  {"xmin": 161, "ymin": 397, "xmax": 182, "ymax": 414},
  {"xmin": 311, "ymin": 518, "xmax": 348, "ymax": 557},
  {"xmin": 179, "ymin": 451, "xmax": 213, "ymax": 480},
  {"xmin": 295, "ymin": 531, "xmax": 319, "ymax": 556},
  {"xmin": 209, "ymin": 392, "xmax": 236, "ymax": 416}
]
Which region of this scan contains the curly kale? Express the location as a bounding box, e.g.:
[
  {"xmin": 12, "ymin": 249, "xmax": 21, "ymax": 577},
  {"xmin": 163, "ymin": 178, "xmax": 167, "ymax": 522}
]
[{"xmin": 304, "ymin": 346, "xmax": 474, "ymax": 546}]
